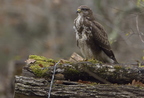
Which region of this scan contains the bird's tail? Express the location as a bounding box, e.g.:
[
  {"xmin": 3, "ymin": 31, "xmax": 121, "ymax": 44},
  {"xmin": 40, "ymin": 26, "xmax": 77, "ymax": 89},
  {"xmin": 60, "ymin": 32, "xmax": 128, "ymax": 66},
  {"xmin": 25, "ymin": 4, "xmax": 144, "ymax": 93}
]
[{"xmin": 113, "ymin": 58, "xmax": 119, "ymax": 64}]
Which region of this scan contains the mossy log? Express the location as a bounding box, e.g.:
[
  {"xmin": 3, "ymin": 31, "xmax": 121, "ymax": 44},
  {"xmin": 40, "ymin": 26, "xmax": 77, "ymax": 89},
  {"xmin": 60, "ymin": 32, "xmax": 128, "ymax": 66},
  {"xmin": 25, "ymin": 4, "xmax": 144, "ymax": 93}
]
[
  {"xmin": 14, "ymin": 55, "xmax": 144, "ymax": 98},
  {"xmin": 23, "ymin": 61, "xmax": 144, "ymax": 84}
]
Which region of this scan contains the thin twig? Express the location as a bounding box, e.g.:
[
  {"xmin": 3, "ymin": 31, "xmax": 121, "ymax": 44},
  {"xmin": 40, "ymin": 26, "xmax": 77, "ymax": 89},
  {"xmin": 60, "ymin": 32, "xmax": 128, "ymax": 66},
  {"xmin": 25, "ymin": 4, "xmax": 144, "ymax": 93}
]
[
  {"xmin": 48, "ymin": 60, "xmax": 61, "ymax": 98},
  {"xmin": 136, "ymin": 15, "xmax": 144, "ymax": 43}
]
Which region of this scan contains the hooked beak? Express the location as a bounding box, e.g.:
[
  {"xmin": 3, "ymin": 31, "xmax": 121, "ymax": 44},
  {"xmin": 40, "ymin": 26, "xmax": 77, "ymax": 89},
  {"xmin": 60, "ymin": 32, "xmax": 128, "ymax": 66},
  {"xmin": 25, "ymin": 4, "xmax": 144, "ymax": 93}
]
[{"xmin": 76, "ymin": 9, "xmax": 81, "ymax": 13}]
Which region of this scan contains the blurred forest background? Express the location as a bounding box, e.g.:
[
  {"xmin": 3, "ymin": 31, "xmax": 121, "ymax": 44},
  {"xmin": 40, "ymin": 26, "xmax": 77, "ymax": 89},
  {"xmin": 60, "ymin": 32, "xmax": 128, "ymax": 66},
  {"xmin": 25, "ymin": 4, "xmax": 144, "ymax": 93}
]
[{"xmin": 0, "ymin": 0, "xmax": 144, "ymax": 97}]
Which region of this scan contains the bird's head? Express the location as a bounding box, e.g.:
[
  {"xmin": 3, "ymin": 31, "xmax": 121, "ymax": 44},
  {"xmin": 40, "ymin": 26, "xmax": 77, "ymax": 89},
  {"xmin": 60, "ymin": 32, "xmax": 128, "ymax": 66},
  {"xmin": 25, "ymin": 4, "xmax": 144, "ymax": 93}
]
[{"xmin": 76, "ymin": 5, "xmax": 93, "ymax": 17}]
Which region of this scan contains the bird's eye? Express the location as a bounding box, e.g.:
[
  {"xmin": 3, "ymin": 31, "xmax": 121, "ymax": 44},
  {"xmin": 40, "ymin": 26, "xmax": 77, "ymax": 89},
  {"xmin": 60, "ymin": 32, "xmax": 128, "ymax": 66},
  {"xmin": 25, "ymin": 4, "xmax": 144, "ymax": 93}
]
[{"xmin": 81, "ymin": 8, "xmax": 89, "ymax": 11}]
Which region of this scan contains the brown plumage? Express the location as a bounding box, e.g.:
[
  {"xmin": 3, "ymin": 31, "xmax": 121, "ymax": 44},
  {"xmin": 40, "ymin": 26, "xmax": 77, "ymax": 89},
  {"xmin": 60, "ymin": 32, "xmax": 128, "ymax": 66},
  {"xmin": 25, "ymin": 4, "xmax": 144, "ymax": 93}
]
[{"xmin": 73, "ymin": 5, "xmax": 118, "ymax": 63}]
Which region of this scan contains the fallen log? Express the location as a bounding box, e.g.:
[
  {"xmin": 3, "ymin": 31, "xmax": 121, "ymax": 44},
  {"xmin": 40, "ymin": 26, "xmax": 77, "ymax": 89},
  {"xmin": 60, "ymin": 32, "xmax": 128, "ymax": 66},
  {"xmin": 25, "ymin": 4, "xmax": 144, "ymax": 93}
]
[
  {"xmin": 14, "ymin": 76, "xmax": 144, "ymax": 98},
  {"xmin": 14, "ymin": 54, "xmax": 144, "ymax": 98},
  {"xmin": 23, "ymin": 60, "xmax": 144, "ymax": 84}
]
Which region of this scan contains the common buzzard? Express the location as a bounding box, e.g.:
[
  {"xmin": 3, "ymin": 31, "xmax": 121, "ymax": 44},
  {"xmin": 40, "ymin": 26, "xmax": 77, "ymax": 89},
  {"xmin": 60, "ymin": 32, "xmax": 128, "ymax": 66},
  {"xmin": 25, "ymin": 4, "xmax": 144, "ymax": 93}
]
[{"xmin": 73, "ymin": 5, "xmax": 118, "ymax": 63}]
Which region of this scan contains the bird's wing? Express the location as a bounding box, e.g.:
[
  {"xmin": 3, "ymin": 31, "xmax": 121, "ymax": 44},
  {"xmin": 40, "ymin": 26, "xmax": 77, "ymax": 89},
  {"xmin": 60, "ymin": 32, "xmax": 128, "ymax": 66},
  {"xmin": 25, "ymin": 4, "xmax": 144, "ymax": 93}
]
[
  {"xmin": 84, "ymin": 19, "xmax": 117, "ymax": 62},
  {"xmin": 87, "ymin": 20, "xmax": 111, "ymax": 50}
]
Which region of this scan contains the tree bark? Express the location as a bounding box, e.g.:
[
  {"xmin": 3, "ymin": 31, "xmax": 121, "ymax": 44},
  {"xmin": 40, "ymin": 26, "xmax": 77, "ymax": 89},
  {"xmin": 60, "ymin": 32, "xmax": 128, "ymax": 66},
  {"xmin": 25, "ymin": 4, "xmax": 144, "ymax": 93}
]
[
  {"xmin": 14, "ymin": 60, "xmax": 144, "ymax": 98},
  {"xmin": 14, "ymin": 75, "xmax": 144, "ymax": 98},
  {"xmin": 25, "ymin": 61, "xmax": 144, "ymax": 83}
]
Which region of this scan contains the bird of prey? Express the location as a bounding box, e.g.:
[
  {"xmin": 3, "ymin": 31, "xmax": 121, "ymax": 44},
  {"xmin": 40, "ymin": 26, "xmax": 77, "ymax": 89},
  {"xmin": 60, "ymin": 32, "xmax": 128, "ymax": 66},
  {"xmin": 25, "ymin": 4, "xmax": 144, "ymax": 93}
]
[{"xmin": 73, "ymin": 5, "xmax": 118, "ymax": 64}]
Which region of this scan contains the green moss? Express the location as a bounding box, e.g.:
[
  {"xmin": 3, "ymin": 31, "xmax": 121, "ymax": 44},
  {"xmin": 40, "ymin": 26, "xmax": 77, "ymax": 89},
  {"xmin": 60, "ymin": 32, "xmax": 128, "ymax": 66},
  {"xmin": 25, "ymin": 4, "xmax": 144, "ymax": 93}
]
[
  {"xmin": 64, "ymin": 68, "xmax": 80, "ymax": 76},
  {"xmin": 29, "ymin": 55, "xmax": 56, "ymax": 66},
  {"xmin": 64, "ymin": 67, "xmax": 81, "ymax": 80},
  {"xmin": 30, "ymin": 64, "xmax": 49, "ymax": 77},
  {"xmin": 68, "ymin": 68, "xmax": 80, "ymax": 74},
  {"xmin": 97, "ymin": 68, "xmax": 107, "ymax": 73},
  {"xmin": 28, "ymin": 55, "xmax": 56, "ymax": 77},
  {"xmin": 89, "ymin": 82, "xmax": 97, "ymax": 85},
  {"xmin": 88, "ymin": 59, "xmax": 102, "ymax": 64},
  {"xmin": 114, "ymin": 65, "xmax": 122, "ymax": 71},
  {"xmin": 29, "ymin": 55, "xmax": 55, "ymax": 63}
]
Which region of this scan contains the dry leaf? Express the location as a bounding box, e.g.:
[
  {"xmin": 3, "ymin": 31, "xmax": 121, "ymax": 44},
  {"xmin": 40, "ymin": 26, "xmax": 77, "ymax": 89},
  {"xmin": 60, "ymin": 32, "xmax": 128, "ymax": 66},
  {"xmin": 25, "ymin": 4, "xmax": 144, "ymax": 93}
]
[{"xmin": 78, "ymin": 80, "xmax": 91, "ymax": 84}]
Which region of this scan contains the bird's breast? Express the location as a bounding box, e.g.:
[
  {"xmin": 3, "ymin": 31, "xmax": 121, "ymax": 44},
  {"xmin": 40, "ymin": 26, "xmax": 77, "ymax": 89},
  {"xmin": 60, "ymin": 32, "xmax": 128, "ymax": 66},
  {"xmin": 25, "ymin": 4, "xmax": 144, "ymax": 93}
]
[
  {"xmin": 74, "ymin": 16, "xmax": 96, "ymax": 59},
  {"xmin": 76, "ymin": 30, "xmax": 94, "ymax": 59},
  {"xmin": 75, "ymin": 15, "xmax": 83, "ymax": 30}
]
